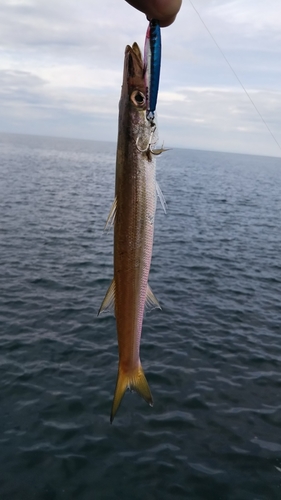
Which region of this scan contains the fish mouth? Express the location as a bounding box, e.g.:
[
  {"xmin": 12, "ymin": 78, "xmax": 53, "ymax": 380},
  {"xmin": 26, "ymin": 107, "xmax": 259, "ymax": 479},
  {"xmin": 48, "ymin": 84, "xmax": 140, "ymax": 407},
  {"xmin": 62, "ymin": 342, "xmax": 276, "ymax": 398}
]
[
  {"xmin": 125, "ymin": 42, "xmax": 143, "ymax": 70},
  {"xmin": 123, "ymin": 43, "xmax": 145, "ymax": 96}
]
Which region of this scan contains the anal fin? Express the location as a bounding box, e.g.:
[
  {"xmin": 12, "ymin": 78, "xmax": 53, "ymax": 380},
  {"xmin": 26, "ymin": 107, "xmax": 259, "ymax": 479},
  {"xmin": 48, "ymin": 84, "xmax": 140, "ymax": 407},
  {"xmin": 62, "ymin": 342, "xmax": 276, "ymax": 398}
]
[
  {"xmin": 145, "ymin": 284, "xmax": 161, "ymax": 311},
  {"xmin": 98, "ymin": 279, "xmax": 115, "ymax": 315}
]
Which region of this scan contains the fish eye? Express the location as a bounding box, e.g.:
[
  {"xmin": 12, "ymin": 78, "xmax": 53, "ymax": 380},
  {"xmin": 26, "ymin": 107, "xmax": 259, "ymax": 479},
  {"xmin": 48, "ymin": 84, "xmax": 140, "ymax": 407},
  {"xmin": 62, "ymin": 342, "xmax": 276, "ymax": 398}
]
[{"xmin": 131, "ymin": 90, "xmax": 145, "ymax": 108}]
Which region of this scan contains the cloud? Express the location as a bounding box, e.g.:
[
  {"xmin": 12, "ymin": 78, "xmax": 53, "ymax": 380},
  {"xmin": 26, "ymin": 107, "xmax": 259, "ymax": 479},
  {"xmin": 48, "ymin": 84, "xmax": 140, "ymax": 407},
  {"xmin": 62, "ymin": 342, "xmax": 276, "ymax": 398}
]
[
  {"xmin": 0, "ymin": 0, "xmax": 280, "ymax": 156},
  {"xmin": 0, "ymin": 68, "xmax": 45, "ymax": 90},
  {"xmin": 158, "ymin": 85, "xmax": 281, "ymax": 156},
  {"xmin": 0, "ymin": 65, "xmax": 122, "ymax": 143},
  {"xmin": 208, "ymin": 0, "xmax": 281, "ymax": 34}
]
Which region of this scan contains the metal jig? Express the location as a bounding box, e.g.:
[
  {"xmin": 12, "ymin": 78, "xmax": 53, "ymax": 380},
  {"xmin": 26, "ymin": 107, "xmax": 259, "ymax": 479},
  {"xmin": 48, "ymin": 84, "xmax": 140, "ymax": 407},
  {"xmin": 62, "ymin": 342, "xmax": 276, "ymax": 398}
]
[{"xmin": 144, "ymin": 19, "xmax": 161, "ymax": 123}]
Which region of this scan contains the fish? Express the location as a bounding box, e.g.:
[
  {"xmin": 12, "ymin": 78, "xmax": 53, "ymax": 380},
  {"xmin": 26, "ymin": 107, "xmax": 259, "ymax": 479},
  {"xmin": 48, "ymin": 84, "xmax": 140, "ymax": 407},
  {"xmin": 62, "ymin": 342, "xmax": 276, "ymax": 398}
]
[{"xmin": 98, "ymin": 42, "xmax": 165, "ymax": 423}]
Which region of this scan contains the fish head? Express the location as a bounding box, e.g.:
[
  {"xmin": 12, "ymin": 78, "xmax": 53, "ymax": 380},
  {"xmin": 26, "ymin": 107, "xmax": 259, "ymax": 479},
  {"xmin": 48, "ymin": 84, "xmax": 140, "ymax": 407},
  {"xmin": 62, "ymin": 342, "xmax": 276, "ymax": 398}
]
[
  {"xmin": 122, "ymin": 43, "xmax": 147, "ymax": 115},
  {"xmin": 119, "ymin": 43, "xmax": 158, "ymax": 154}
]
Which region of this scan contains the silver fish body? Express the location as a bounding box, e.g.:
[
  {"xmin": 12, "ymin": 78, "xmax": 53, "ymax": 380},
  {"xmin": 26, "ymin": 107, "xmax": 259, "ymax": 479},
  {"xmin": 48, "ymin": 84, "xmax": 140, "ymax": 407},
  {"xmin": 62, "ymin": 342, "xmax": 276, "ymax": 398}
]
[{"xmin": 99, "ymin": 43, "xmax": 162, "ymax": 422}]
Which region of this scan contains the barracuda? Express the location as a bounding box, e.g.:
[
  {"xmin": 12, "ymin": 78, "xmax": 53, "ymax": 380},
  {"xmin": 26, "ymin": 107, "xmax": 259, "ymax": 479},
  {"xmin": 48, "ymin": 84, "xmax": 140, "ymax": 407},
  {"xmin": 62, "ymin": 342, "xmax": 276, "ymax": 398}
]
[{"xmin": 98, "ymin": 42, "xmax": 165, "ymax": 422}]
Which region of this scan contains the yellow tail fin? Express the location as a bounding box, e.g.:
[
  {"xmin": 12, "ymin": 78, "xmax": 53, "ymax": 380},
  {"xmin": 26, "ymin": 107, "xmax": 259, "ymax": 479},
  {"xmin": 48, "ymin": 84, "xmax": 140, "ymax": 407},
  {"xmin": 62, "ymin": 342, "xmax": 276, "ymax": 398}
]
[{"xmin": 110, "ymin": 363, "xmax": 153, "ymax": 423}]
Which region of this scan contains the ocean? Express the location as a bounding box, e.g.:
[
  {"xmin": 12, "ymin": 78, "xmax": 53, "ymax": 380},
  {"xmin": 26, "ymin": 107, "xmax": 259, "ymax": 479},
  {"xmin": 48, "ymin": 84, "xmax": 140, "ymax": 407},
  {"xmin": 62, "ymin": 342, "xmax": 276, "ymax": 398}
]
[{"xmin": 0, "ymin": 132, "xmax": 281, "ymax": 499}]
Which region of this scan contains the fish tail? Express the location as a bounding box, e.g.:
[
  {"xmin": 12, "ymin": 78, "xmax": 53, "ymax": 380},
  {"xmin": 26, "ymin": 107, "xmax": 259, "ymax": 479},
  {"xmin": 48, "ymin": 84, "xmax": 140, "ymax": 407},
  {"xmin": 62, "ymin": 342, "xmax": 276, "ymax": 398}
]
[{"xmin": 110, "ymin": 363, "xmax": 153, "ymax": 423}]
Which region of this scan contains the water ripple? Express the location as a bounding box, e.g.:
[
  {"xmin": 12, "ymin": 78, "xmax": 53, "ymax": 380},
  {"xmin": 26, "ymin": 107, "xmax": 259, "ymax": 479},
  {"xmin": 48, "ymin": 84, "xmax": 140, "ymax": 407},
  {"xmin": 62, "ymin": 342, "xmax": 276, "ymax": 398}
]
[{"xmin": 0, "ymin": 135, "xmax": 281, "ymax": 499}]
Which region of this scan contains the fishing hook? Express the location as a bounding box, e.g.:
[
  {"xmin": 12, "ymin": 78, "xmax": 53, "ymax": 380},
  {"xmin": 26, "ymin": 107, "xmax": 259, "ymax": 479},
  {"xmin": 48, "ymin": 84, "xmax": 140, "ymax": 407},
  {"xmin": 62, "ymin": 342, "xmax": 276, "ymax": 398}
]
[
  {"xmin": 135, "ymin": 135, "xmax": 166, "ymax": 156},
  {"xmin": 135, "ymin": 125, "xmax": 157, "ymax": 153}
]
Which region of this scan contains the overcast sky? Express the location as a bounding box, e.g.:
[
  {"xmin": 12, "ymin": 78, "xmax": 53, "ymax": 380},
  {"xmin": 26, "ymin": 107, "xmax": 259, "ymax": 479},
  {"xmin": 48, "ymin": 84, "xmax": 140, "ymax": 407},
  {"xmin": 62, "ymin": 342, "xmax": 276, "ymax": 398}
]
[{"xmin": 1, "ymin": 0, "xmax": 281, "ymax": 157}]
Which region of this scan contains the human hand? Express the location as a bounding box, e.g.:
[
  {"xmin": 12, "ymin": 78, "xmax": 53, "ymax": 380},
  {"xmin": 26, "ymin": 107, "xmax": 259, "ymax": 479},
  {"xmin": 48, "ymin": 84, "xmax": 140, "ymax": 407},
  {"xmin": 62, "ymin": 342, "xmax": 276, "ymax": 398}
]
[{"xmin": 125, "ymin": 0, "xmax": 182, "ymax": 27}]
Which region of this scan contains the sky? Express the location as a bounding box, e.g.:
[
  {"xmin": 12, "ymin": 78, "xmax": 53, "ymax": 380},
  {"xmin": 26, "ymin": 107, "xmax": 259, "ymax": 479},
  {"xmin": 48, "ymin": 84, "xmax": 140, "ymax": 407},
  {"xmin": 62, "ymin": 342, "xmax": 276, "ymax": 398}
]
[{"xmin": 0, "ymin": 0, "xmax": 281, "ymax": 157}]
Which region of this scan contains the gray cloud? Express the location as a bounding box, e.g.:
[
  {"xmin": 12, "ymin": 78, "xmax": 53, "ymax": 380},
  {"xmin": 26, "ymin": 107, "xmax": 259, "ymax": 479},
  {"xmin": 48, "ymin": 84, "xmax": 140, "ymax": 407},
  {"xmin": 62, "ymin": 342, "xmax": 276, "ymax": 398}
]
[
  {"xmin": 157, "ymin": 85, "xmax": 281, "ymax": 156},
  {"xmin": 0, "ymin": 0, "xmax": 280, "ymax": 156}
]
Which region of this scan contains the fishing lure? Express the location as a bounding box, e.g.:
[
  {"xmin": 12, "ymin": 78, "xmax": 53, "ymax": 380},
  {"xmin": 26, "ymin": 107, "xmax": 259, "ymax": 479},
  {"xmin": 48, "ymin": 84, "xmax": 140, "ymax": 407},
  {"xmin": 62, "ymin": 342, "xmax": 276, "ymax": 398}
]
[{"xmin": 144, "ymin": 19, "xmax": 161, "ymax": 123}]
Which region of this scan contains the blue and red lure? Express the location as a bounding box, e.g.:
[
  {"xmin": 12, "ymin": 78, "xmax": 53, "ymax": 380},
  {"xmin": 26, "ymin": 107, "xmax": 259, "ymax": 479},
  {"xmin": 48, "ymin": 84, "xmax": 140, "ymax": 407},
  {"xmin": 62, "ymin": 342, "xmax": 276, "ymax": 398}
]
[{"xmin": 144, "ymin": 19, "xmax": 161, "ymax": 124}]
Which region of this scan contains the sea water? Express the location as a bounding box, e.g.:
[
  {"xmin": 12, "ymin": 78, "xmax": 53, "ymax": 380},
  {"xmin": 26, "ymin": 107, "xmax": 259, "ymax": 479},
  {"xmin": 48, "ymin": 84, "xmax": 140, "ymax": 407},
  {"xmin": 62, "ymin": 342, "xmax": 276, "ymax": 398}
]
[{"xmin": 0, "ymin": 132, "xmax": 281, "ymax": 499}]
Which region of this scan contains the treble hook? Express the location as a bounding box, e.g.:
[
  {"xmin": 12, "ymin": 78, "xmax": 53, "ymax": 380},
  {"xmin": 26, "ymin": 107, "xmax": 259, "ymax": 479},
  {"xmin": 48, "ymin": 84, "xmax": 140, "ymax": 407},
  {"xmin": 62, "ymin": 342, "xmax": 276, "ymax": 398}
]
[
  {"xmin": 135, "ymin": 125, "xmax": 156, "ymax": 153},
  {"xmin": 135, "ymin": 136, "xmax": 167, "ymax": 156}
]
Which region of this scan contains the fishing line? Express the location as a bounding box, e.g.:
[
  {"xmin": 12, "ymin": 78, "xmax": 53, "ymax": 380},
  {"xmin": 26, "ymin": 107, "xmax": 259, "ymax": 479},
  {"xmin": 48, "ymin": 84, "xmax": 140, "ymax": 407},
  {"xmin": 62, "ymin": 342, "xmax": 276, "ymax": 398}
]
[{"xmin": 189, "ymin": 0, "xmax": 281, "ymax": 152}]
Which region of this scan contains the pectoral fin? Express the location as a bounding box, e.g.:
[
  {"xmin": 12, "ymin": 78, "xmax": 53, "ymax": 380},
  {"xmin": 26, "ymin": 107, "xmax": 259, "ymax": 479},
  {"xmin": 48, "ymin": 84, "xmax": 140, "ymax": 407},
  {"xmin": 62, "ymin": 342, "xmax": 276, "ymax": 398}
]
[
  {"xmin": 105, "ymin": 197, "xmax": 117, "ymax": 230},
  {"xmin": 156, "ymin": 181, "xmax": 167, "ymax": 213}
]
